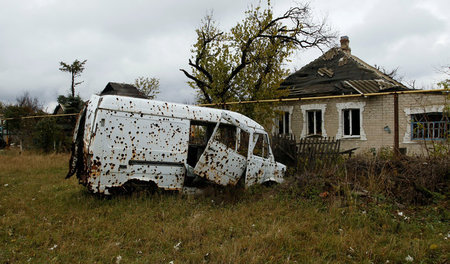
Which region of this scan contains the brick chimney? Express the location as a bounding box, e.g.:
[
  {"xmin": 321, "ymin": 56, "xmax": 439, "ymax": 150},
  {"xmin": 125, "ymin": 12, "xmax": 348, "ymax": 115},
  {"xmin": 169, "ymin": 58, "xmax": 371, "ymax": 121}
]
[{"xmin": 340, "ymin": 36, "xmax": 351, "ymax": 54}]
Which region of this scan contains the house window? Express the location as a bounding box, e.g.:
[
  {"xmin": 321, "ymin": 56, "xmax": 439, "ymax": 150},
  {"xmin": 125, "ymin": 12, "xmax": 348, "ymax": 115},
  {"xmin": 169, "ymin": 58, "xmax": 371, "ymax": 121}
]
[
  {"xmin": 307, "ymin": 110, "xmax": 322, "ymax": 135},
  {"xmin": 301, "ymin": 104, "xmax": 327, "ymax": 138},
  {"xmin": 336, "ymin": 102, "xmax": 365, "ymax": 140},
  {"xmin": 411, "ymin": 112, "xmax": 448, "ymax": 140},
  {"xmin": 343, "ymin": 109, "xmax": 360, "ymax": 136},
  {"xmin": 277, "ymin": 111, "xmax": 290, "ymax": 135}
]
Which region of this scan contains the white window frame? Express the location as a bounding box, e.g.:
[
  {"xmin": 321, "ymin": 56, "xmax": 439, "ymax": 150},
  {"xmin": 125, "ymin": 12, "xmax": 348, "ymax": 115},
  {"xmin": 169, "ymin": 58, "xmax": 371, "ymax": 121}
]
[
  {"xmin": 336, "ymin": 102, "xmax": 366, "ymax": 140},
  {"xmin": 306, "ymin": 110, "xmax": 322, "ymax": 136},
  {"xmin": 301, "ymin": 104, "xmax": 327, "ymax": 138},
  {"xmin": 403, "ymin": 105, "xmax": 444, "ymax": 143},
  {"xmin": 342, "ymin": 108, "xmax": 360, "ymax": 136},
  {"xmin": 273, "ymin": 106, "xmax": 293, "ymax": 135}
]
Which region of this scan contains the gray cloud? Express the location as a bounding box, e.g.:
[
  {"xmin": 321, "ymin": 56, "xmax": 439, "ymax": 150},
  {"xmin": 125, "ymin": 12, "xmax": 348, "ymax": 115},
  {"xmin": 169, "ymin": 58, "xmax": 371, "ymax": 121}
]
[
  {"xmin": 0, "ymin": 0, "xmax": 448, "ymax": 111},
  {"xmin": 328, "ymin": 0, "xmax": 450, "ymax": 86}
]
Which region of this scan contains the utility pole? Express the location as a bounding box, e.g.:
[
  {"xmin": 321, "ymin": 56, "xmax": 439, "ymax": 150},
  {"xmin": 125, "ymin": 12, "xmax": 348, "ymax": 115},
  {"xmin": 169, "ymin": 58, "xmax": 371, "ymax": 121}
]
[{"xmin": 394, "ymin": 93, "xmax": 399, "ymax": 158}]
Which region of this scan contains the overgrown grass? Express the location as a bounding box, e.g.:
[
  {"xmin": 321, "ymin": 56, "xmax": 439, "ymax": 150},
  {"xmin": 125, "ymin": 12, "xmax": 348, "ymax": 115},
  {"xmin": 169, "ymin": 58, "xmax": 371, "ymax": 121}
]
[
  {"xmin": 296, "ymin": 150, "xmax": 449, "ymax": 205},
  {"xmin": 0, "ymin": 150, "xmax": 448, "ymax": 263}
]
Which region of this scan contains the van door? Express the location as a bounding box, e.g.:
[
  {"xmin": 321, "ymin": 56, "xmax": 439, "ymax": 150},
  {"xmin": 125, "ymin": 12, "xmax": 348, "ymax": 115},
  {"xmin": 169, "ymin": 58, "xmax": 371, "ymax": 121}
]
[
  {"xmin": 217, "ymin": 112, "xmax": 281, "ymax": 187},
  {"xmin": 193, "ymin": 121, "xmax": 247, "ymax": 186},
  {"xmin": 245, "ymin": 133, "xmax": 274, "ymax": 187}
]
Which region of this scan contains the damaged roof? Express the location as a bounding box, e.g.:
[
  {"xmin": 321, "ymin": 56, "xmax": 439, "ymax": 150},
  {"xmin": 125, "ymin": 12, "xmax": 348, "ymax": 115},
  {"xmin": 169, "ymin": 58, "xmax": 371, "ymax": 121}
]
[
  {"xmin": 280, "ymin": 36, "xmax": 409, "ymax": 98},
  {"xmin": 100, "ymin": 82, "xmax": 148, "ymax": 99}
]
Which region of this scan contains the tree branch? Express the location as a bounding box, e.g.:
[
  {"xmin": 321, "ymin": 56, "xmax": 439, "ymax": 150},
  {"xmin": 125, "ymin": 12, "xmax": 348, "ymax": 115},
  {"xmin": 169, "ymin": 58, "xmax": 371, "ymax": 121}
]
[
  {"xmin": 180, "ymin": 69, "xmax": 212, "ymax": 103},
  {"xmin": 189, "ymin": 59, "xmax": 213, "ymax": 84}
]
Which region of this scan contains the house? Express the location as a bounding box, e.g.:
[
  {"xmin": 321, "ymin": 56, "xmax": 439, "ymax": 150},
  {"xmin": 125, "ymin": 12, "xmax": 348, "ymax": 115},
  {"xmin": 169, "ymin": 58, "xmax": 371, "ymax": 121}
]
[
  {"xmin": 275, "ymin": 36, "xmax": 448, "ymax": 155},
  {"xmin": 99, "ymin": 82, "xmax": 147, "ymax": 98},
  {"xmin": 52, "ymin": 103, "xmax": 66, "ymax": 115},
  {"xmin": 53, "ymin": 82, "xmax": 145, "ymax": 114}
]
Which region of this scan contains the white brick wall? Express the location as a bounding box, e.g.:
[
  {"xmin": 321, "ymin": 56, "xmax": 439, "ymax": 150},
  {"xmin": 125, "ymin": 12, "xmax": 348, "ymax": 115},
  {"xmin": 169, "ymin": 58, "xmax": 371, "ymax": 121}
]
[{"xmin": 282, "ymin": 93, "xmax": 447, "ymax": 155}]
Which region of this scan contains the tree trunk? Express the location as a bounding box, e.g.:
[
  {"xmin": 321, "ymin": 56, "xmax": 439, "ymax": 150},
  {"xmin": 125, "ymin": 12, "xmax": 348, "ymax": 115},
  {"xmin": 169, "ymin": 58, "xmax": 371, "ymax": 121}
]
[{"xmin": 71, "ymin": 72, "xmax": 75, "ymax": 97}]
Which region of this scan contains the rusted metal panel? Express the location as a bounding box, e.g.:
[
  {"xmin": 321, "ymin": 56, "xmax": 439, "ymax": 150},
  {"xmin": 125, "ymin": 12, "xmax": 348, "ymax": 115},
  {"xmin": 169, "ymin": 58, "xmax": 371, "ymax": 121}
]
[
  {"xmin": 245, "ymin": 133, "xmax": 286, "ymax": 187},
  {"xmin": 67, "ymin": 94, "xmax": 286, "ymax": 194},
  {"xmin": 85, "ymin": 109, "xmax": 190, "ymax": 194},
  {"xmin": 194, "ymin": 139, "xmax": 247, "ymax": 186},
  {"xmin": 245, "ymin": 157, "xmax": 286, "ymax": 186}
]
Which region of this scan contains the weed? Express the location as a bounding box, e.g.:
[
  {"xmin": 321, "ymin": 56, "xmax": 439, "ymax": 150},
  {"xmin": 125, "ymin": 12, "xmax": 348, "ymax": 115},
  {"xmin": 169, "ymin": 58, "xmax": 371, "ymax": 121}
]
[{"xmin": 0, "ymin": 151, "xmax": 448, "ymax": 263}]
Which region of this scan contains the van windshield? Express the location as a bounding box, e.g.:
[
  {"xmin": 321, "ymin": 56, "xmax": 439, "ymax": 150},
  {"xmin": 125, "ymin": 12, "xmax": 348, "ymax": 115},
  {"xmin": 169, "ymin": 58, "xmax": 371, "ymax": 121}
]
[{"xmin": 252, "ymin": 133, "xmax": 269, "ymax": 159}]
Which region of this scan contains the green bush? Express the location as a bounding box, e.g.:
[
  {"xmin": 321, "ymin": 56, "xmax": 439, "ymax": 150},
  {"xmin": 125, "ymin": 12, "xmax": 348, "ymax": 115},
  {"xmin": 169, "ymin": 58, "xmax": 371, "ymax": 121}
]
[{"xmin": 33, "ymin": 117, "xmax": 61, "ymax": 153}]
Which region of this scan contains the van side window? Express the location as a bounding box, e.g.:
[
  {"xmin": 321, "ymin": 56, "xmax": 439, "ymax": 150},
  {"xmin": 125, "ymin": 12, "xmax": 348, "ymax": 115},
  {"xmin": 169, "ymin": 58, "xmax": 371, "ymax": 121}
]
[
  {"xmin": 237, "ymin": 130, "xmax": 249, "ymax": 157},
  {"xmin": 214, "ymin": 123, "xmax": 237, "ymax": 149},
  {"xmin": 253, "ymin": 133, "xmax": 269, "ymax": 159}
]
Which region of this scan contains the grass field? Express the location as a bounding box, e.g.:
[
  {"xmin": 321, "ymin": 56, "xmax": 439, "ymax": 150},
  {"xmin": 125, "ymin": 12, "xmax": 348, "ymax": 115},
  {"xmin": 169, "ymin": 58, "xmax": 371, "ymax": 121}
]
[{"xmin": 0, "ymin": 150, "xmax": 448, "ymax": 263}]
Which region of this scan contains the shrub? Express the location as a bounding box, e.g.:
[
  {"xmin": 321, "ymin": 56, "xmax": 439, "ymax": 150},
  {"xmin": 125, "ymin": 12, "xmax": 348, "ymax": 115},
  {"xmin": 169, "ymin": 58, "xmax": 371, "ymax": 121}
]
[
  {"xmin": 292, "ymin": 151, "xmax": 449, "ymax": 206},
  {"xmin": 33, "ymin": 117, "xmax": 62, "ymax": 153}
]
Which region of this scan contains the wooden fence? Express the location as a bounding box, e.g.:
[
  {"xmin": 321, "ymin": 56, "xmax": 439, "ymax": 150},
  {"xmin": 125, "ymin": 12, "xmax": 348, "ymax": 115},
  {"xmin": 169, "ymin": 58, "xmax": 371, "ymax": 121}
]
[
  {"xmin": 296, "ymin": 136, "xmax": 341, "ymax": 170},
  {"xmin": 271, "ymin": 134, "xmax": 297, "ymax": 167},
  {"xmin": 271, "ymin": 134, "xmax": 345, "ymax": 171}
]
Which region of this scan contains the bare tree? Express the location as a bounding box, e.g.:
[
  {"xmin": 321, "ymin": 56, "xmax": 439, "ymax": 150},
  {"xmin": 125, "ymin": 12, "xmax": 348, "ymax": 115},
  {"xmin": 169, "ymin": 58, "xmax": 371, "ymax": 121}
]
[
  {"xmin": 374, "ymin": 64, "xmax": 403, "ymax": 82},
  {"xmin": 16, "ymin": 91, "xmax": 42, "ymax": 113}
]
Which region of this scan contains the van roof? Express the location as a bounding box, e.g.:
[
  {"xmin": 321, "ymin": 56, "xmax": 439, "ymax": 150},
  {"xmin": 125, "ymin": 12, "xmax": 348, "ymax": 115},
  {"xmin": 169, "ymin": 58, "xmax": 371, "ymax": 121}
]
[{"xmin": 95, "ymin": 95, "xmax": 265, "ymax": 131}]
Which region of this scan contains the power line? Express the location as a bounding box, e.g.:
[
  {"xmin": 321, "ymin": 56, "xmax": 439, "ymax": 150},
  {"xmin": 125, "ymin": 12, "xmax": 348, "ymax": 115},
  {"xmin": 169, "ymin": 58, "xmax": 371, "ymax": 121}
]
[
  {"xmin": 1, "ymin": 113, "xmax": 79, "ymax": 121},
  {"xmin": 1, "ymin": 89, "xmax": 447, "ymax": 120}
]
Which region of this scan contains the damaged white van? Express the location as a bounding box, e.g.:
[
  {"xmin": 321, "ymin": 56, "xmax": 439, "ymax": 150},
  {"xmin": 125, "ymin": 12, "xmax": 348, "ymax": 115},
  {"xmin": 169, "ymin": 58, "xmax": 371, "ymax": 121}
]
[{"xmin": 66, "ymin": 93, "xmax": 286, "ymax": 194}]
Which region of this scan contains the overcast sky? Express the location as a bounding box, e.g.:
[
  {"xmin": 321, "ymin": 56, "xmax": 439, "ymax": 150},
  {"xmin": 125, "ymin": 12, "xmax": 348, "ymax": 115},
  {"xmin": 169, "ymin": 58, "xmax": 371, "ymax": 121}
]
[{"xmin": 0, "ymin": 0, "xmax": 448, "ymax": 112}]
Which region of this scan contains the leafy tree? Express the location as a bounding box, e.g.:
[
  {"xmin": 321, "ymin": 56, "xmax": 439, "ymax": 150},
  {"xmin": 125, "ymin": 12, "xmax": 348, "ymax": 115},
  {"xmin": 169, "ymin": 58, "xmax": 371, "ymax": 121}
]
[
  {"xmin": 181, "ymin": 2, "xmax": 334, "ymax": 125},
  {"xmin": 1, "ymin": 101, "xmax": 7, "ymax": 148},
  {"xmin": 3, "ymin": 92, "xmax": 44, "ymax": 148},
  {"xmin": 134, "ymin": 76, "xmax": 160, "ymax": 99},
  {"xmin": 438, "ymin": 65, "xmax": 449, "ymax": 116},
  {"xmin": 34, "ymin": 117, "xmax": 61, "ymax": 153},
  {"xmin": 57, "ymin": 95, "xmax": 84, "ymax": 114},
  {"xmin": 55, "ymin": 94, "xmax": 85, "ymax": 151},
  {"xmin": 59, "ymin": 59, "xmax": 87, "ymax": 97}
]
